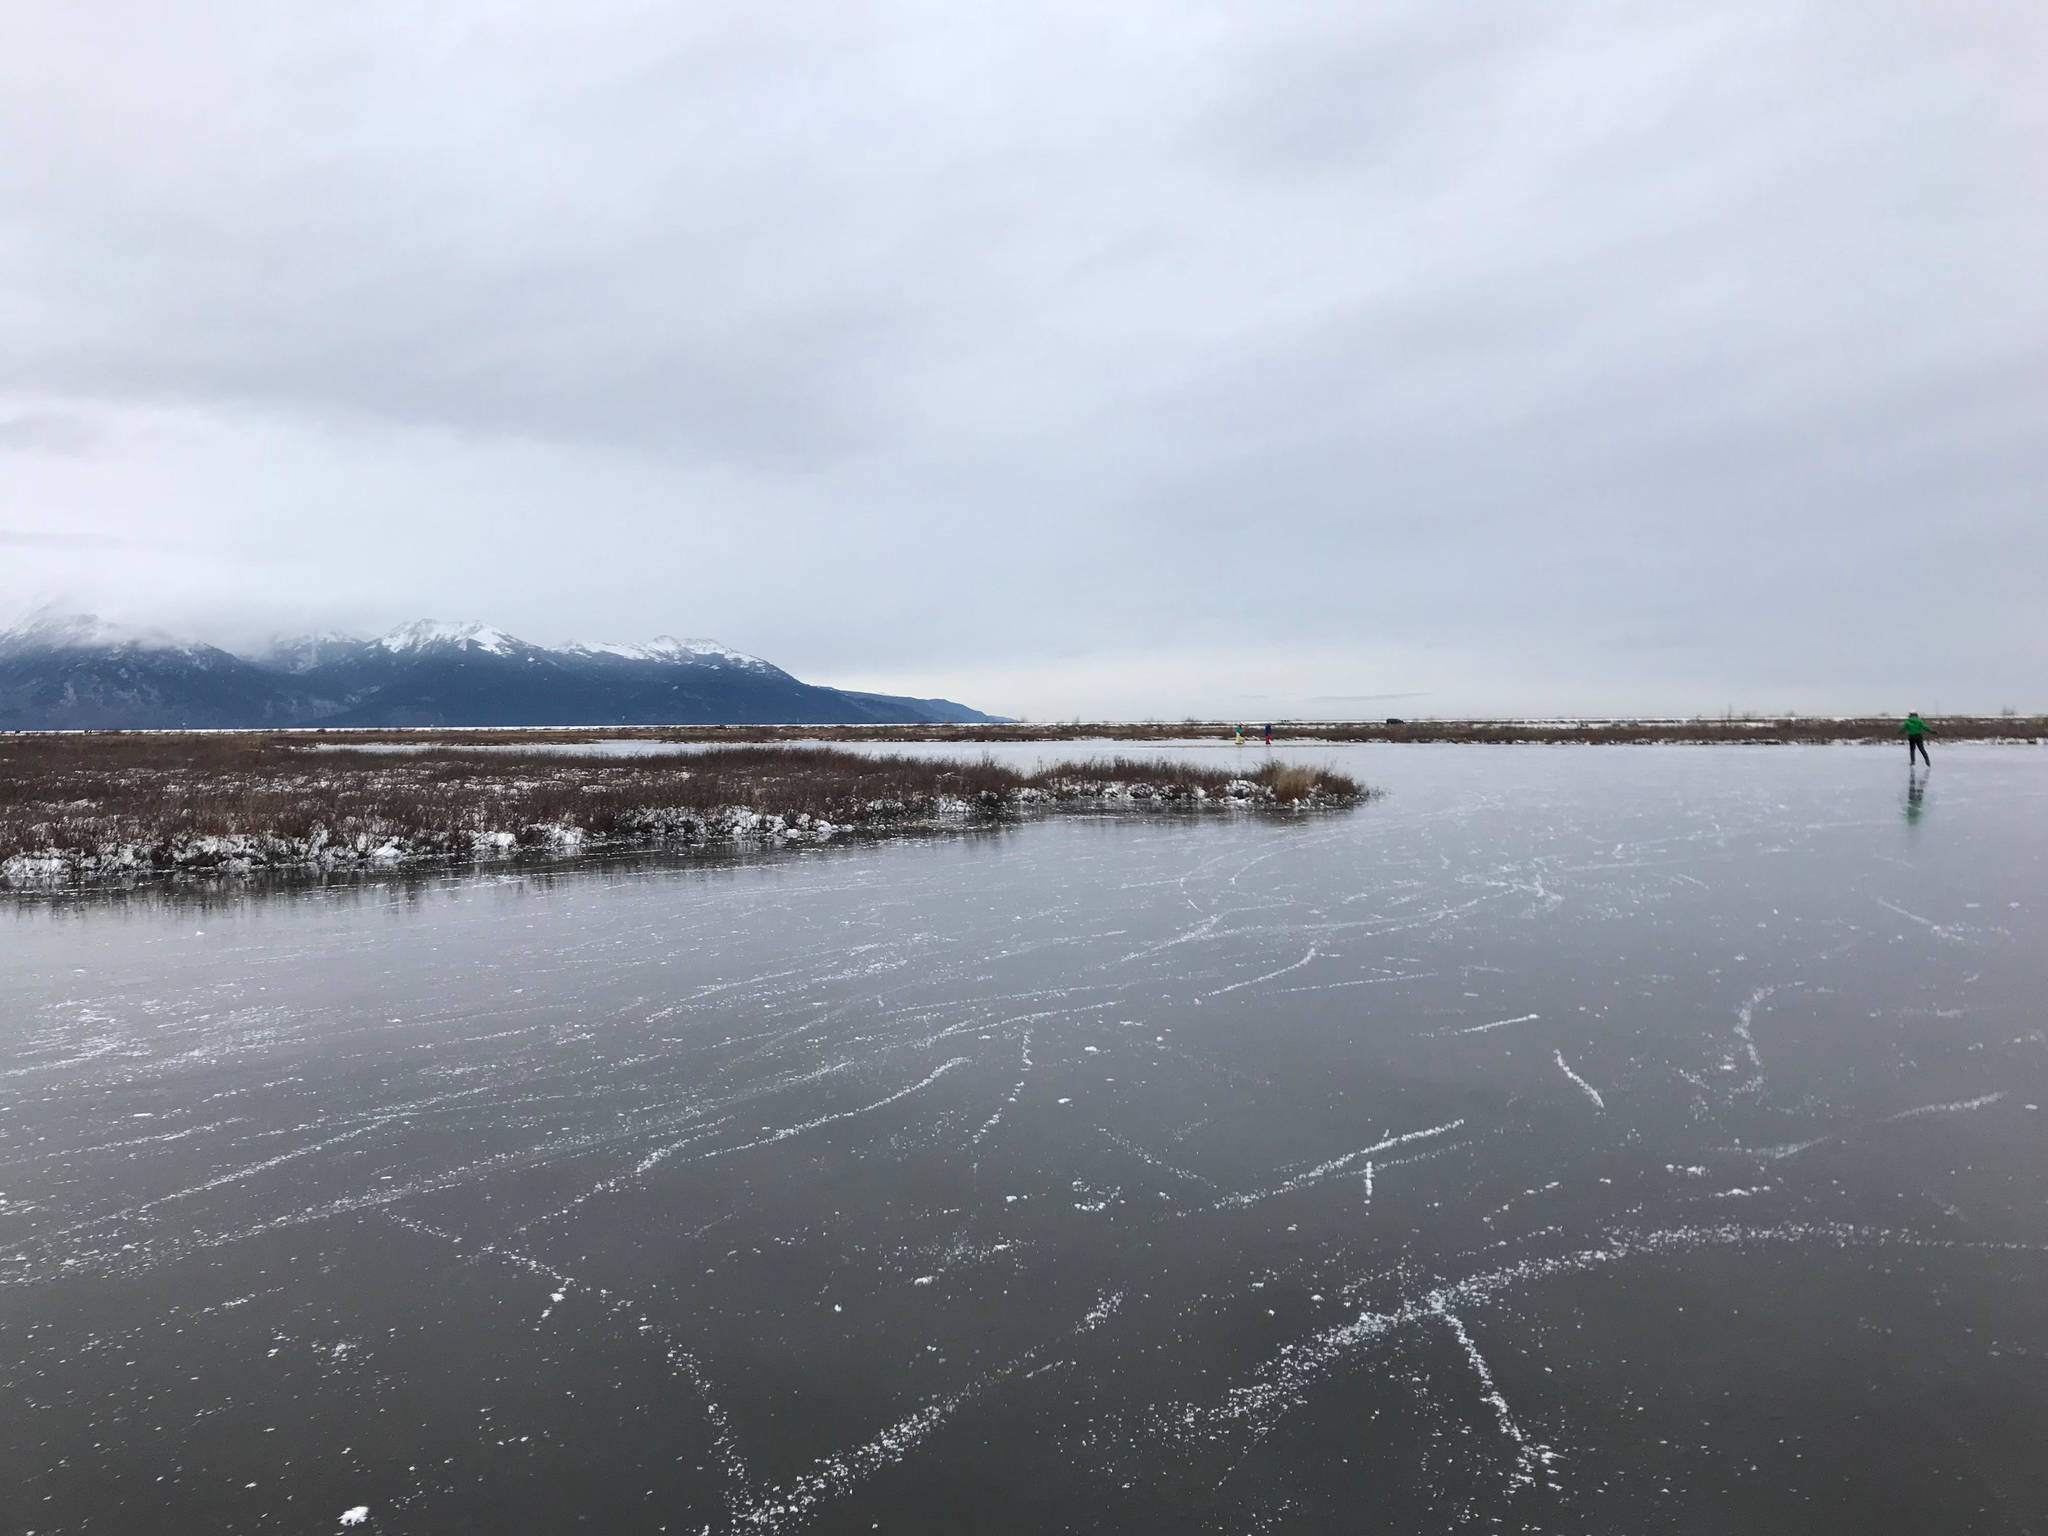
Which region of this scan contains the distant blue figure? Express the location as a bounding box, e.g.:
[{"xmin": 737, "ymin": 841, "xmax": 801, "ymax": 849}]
[{"xmin": 1263, "ymin": 723, "xmax": 1272, "ymax": 747}]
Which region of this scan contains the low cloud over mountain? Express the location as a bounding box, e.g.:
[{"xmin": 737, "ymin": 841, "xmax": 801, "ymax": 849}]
[{"xmin": 0, "ymin": 616, "xmax": 998, "ymax": 729}]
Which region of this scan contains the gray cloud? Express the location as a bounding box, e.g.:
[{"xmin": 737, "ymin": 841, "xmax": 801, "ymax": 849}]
[
  {"xmin": 0, "ymin": 411, "xmax": 100, "ymax": 455},
  {"xmin": 1, "ymin": 1, "xmax": 2043, "ymax": 715},
  {"xmin": 0, "ymin": 529, "xmax": 130, "ymax": 548}
]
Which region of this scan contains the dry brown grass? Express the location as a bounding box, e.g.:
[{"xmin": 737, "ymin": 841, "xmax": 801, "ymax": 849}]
[
  {"xmin": 1033, "ymin": 756, "xmax": 1358, "ymax": 802},
  {"xmin": 0, "ymin": 736, "xmax": 1364, "ymax": 866},
  {"xmin": 1265, "ymin": 763, "xmax": 1321, "ymax": 803}
]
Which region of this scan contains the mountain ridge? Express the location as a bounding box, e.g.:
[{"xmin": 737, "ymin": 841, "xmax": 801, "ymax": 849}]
[{"xmin": 0, "ymin": 614, "xmax": 1001, "ymax": 729}]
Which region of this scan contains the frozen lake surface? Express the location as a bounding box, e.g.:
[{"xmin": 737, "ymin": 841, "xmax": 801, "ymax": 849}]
[{"xmin": 4, "ymin": 745, "xmax": 2045, "ymax": 1534}]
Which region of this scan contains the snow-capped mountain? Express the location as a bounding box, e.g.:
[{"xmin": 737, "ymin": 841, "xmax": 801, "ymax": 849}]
[
  {"xmin": 0, "ymin": 615, "xmax": 999, "ymax": 729},
  {"xmin": 375, "ymin": 620, "xmax": 524, "ymax": 657},
  {"xmin": 560, "ymin": 636, "xmax": 776, "ymax": 671},
  {"xmin": 0, "ymin": 613, "xmax": 306, "ymax": 728}
]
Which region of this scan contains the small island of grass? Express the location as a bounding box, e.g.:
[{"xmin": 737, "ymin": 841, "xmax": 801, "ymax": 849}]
[{"xmin": 0, "ymin": 734, "xmax": 1365, "ymax": 888}]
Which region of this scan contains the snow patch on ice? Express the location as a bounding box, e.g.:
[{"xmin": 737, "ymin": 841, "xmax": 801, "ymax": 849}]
[
  {"xmin": 729, "ymin": 1289, "xmax": 1125, "ymax": 1533},
  {"xmin": 1431, "ymin": 1301, "xmax": 1561, "ymax": 1491},
  {"xmin": 1552, "ymin": 1051, "xmax": 1605, "ymax": 1111},
  {"xmin": 1456, "ymin": 1012, "xmax": 1539, "ymax": 1036},
  {"xmin": 1733, "ymin": 986, "xmax": 1773, "ymax": 1072},
  {"xmin": 1205, "ymin": 945, "xmax": 1318, "ymax": 999},
  {"xmin": 1211, "ymin": 1120, "xmax": 1464, "ymax": 1211},
  {"xmin": 1889, "ymin": 1091, "xmax": 2005, "ymax": 1121}
]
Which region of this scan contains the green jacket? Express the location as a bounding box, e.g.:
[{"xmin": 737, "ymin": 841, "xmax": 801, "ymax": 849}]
[{"xmin": 1900, "ymin": 715, "xmax": 1928, "ymax": 737}]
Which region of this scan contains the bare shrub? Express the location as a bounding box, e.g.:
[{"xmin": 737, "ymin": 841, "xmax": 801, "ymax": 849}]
[{"xmin": 1264, "ymin": 764, "xmax": 1320, "ymax": 802}]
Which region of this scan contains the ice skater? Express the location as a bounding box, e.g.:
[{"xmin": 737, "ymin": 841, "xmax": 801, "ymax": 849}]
[
  {"xmin": 1901, "ymin": 712, "xmax": 1932, "ymax": 768},
  {"xmin": 1262, "ymin": 723, "xmax": 1272, "ymax": 747}
]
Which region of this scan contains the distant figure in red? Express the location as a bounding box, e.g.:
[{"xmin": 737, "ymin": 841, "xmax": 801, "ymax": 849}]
[{"xmin": 1263, "ymin": 723, "xmax": 1272, "ymax": 747}]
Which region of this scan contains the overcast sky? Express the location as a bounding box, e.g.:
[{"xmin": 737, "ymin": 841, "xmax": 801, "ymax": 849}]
[{"xmin": 3, "ymin": 2, "xmax": 2043, "ymax": 718}]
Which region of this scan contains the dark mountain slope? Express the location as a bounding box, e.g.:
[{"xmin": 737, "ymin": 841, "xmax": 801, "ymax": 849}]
[{"xmin": 0, "ymin": 617, "xmax": 1000, "ymax": 729}]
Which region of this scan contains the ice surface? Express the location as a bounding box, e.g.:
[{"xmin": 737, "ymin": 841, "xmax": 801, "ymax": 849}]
[{"xmin": 3, "ymin": 744, "xmax": 2045, "ymax": 1533}]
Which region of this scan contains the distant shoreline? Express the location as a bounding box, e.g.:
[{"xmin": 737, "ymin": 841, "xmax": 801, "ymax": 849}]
[{"xmin": 6, "ymin": 716, "xmax": 2032, "ymax": 747}]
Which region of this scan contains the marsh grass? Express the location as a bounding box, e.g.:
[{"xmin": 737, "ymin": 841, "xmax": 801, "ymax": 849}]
[
  {"xmin": 1265, "ymin": 763, "xmax": 1322, "ymax": 803},
  {"xmin": 0, "ymin": 736, "xmax": 1363, "ymax": 864}
]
